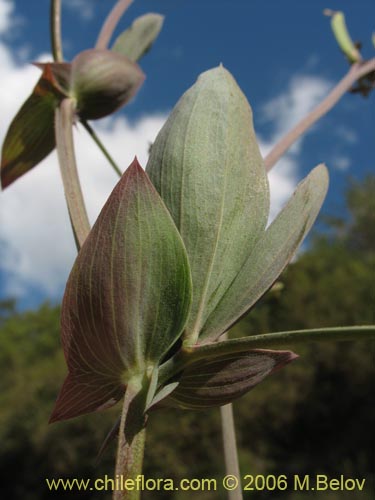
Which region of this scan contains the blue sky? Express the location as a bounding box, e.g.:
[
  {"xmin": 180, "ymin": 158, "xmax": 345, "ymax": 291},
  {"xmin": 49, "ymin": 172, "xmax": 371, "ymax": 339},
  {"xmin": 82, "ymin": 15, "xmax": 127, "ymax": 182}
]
[{"xmin": 0, "ymin": 0, "xmax": 374, "ymax": 309}]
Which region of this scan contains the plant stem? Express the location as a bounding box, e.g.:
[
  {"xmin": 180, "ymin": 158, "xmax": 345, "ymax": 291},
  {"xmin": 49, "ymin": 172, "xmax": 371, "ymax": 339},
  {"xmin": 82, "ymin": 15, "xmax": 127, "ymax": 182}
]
[
  {"xmin": 264, "ymin": 58, "xmax": 375, "ymax": 171},
  {"xmin": 55, "ymin": 98, "xmax": 91, "ymax": 248},
  {"xmin": 221, "ymin": 404, "xmax": 242, "ymax": 500},
  {"xmin": 96, "ymin": 0, "xmax": 133, "ymax": 50},
  {"xmin": 158, "ymin": 326, "xmax": 375, "ymax": 385},
  {"xmin": 114, "ymin": 379, "xmax": 147, "ymax": 500},
  {"xmin": 81, "ymin": 121, "xmax": 122, "ymax": 177},
  {"xmin": 219, "ymin": 332, "xmax": 243, "ymax": 500},
  {"xmin": 50, "ymin": 0, "xmax": 63, "ymax": 62}
]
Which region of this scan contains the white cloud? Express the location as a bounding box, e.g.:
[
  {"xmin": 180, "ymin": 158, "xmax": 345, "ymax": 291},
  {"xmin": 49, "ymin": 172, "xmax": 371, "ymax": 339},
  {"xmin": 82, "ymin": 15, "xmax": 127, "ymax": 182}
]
[
  {"xmin": 0, "ymin": 3, "xmax": 330, "ymax": 301},
  {"xmin": 262, "ymin": 75, "xmax": 332, "ymax": 151},
  {"xmin": 64, "ymin": 0, "xmax": 95, "ymax": 21},
  {"xmin": 335, "ymin": 126, "xmax": 358, "ymax": 145},
  {"xmin": 0, "ymin": 1, "xmax": 166, "ymax": 298},
  {"xmin": 260, "ymin": 142, "xmax": 299, "ymax": 222},
  {"xmin": 259, "ymin": 74, "xmax": 332, "ymax": 220},
  {"xmin": 333, "ymin": 156, "xmax": 351, "ymax": 171},
  {"xmin": 0, "ymin": 115, "xmax": 166, "ymax": 298},
  {"xmin": 0, "ymin": 0, "xmax": 12, "ymax": 35}
]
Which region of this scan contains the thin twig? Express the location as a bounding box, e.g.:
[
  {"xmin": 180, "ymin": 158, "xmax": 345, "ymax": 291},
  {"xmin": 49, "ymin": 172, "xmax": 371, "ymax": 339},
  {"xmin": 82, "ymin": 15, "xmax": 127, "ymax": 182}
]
[
  {"xmin": 96, "ymin": 0, "xmax": 133, "ymax": 50},
  {"xmin": 50, "ymin": 0, "xmax": 64, "ymax": 62},
  {"xmin": 81, "ymin": 121, "xmax": 122, "ymax": 177},
  {"xmin": 264, "ymin": 58, "xmax": 375, "ymax": 171},
  {"xmin": 55, "ymin": 99, "xmax": 91, "ymax": 248}
]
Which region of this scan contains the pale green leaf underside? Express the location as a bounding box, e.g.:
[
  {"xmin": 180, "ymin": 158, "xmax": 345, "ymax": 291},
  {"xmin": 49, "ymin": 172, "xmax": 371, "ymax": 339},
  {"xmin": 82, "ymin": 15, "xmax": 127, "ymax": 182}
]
[
  {"xmin": 199, "ymin": 164, "xmax": 329, "ymax": 341},
  {"xmin": 146, "ymin": 66, "xmax": 269, "ymax": 343},
  {"xmin": 112, "ymin": 13, "xmax": 164, "ymax": 62}
]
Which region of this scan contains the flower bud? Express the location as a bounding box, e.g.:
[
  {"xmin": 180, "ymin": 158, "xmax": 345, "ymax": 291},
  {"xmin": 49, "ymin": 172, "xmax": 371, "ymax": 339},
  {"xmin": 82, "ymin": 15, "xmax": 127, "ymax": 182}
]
[{"xmin": 71, "ymin": 49, "xmax": 145, "ymax": 120}]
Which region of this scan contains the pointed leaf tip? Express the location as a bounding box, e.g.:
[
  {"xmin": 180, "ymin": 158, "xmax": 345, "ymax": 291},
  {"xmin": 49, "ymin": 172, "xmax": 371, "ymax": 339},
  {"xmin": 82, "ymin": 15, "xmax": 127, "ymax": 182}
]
[
  {"xmin": 157, "ymin": 348, "xmax": 297, "ymax": 410},
  {"xmin": 49, "ymin": 372, "xmax": 124, "ymax": 423},
  {"xmin": 54, "ymin": 159, "xmax": 192, "ymax": 421}
]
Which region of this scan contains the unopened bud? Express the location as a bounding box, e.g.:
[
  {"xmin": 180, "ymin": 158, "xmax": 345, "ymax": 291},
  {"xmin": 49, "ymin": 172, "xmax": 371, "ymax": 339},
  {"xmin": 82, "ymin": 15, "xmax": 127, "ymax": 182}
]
[{"xmin": 71, "ymin": 49, "xmax": 145, "ymax": 120}]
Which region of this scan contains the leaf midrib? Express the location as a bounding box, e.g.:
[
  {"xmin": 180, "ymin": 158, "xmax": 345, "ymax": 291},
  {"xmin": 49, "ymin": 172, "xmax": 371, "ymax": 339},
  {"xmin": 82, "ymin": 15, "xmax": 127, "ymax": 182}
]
[{"xmin": 186, "ymin": 81, "xmax": 231, "ymax": 342}]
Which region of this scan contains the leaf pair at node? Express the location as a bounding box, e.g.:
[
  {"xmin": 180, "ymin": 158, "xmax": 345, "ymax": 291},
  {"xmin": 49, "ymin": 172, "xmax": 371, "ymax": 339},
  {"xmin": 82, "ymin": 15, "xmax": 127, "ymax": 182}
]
[{"xmin": 50, "ymin": 66, "xmax": 329, "ymax": 422}]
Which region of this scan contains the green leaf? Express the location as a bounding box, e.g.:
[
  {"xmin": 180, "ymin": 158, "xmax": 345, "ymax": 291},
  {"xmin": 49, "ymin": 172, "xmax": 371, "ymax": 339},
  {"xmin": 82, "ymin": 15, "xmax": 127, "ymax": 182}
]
[
  {"xmin": 199, "ymin": 164, "xmax": 329, "ymax": 341},
  {"xmin": 112, "ymin": 13, "xmax": 164, "ymax": 62},
  {"xmin": 146, "ymin": 381, "xmax": 179, "ymax": 411},
  {"xmin": 50, "ymin": 159, "xmax": 192, "ymax": 422},
  {"xmin": 71, "ymin": 49, "xmax": 145, "ymax": 120},
  {"xmin": 1, "ymin": 62, "xmax": 71, "ymax": 188},
  {"xmin": 155, "ymin": 349, "xmax": 297, "ymax": 410},
  {"xmin": 146, "ymin": 66, "xmax": 269, "ymax": 344},
  {"xmin": 1, "ymin": 72, "xmax": 58, "ymax": 188},
  {"xmin": 145, "ymin": 366, "xmax": 159, "ymax": 410},
  {"xmin": 328, "ymin": 11, "xmax": 361, "ymax": 63}
]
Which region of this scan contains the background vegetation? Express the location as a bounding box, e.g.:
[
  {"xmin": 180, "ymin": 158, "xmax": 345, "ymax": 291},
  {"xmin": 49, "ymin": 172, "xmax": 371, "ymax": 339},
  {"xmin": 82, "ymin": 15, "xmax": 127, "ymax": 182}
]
[{"xmin": 0, "ymin": 176, "xmax": 373, "ymax": 499}]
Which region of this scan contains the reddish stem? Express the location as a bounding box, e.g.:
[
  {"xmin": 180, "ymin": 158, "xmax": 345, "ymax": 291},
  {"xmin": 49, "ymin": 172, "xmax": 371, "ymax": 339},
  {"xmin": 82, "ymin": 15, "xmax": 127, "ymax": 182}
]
[
  {"xmin": 96, "ymin": 0, "xmax": 133, "ymax": 50},
  {"xmin": 264, "ymin": 58, "xmax": 375, "ymax": 171}
]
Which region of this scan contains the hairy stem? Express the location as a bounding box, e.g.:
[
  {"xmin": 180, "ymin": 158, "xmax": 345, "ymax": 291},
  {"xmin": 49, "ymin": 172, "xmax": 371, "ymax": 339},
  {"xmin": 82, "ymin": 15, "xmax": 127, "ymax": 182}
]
[
  {"xmin": 114, "ymin": 379, "xmax": 147, "ymax": 500},
  {"xmin": 158, "ymin": 326, "xmax": 375, "ymax": 385},
  {"xmin": 96, "ymin": 0, "xmax": 133, "ymax": 50},
  {"xmin": 219, "ymin": 332, "xmax": 243, "ymax": 500},
  {"xmin": 55, "ymin": 98, "xmax": 91, "ymax": 248},
  {"xmin": 50, "ymin": 0, "xmax": 63, "ymax": 62},
  {"xmin": 82, "ymin": 121, "xmax": 122, "ymax": 177},
  {"xmin": 264, "ymin": 58, "xmax": 375, "ymax": 171}
]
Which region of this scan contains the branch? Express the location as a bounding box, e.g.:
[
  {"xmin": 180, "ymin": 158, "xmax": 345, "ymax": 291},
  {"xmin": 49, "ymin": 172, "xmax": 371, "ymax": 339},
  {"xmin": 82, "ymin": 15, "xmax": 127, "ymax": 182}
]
[
  {"xmin": 55, "ymin": 99, "xmax": 91, "ymax": 248},
  {"xmin": 50, "ymin": 0, "xmax": 64, "ymax": 62},
  {"xmin": 264, "ymin": 58, "xmax": 375, "ymax": 171},
  {"xmin": 96, "ymin": 0, "xmax": 133, "ymax": 50},
  {"xmin": 158, "ymin": 326, "xmax": 375, "ymax": 385}
]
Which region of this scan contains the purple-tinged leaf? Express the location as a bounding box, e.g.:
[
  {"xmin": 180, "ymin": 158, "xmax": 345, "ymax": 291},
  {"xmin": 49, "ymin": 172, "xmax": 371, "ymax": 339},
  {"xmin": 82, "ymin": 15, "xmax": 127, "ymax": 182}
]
[
  {"xmin": 155, "ymin": 349, "xmax": 297, "ymax": 410},
  {"xmin": 34, "ymin": 61, "xmax": 71, "ymax": 96},
  {"xmin": 0, "ymin": 64, "xmax": 68, "ymax": 188},
  {"xmin": 71, "ymin": 49, "xmax": 145, "ymax": 120},
  {"xmin": 50, "ymin": 159, "xmax": 192, "ymax": 422},
  {"xmin": 49, "ymin": 372, "xmax": 124, "ymax": 423}
]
